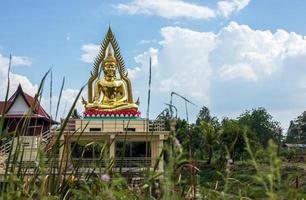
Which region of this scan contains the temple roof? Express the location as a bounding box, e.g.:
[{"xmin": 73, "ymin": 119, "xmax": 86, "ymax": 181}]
[{"xmin": 0, "ymin": 84, "xmax": 54, "ymax": 122}]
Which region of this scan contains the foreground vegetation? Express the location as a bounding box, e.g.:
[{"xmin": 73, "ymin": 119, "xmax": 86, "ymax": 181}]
[{"xmin": 0, "ymin": 71, "xmax": 306, "ymax": 199}]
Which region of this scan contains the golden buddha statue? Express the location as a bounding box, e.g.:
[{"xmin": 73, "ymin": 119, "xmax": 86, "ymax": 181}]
[{"xmin": 82, "ymin": 27, "xmax": 139, "ymax": 114}]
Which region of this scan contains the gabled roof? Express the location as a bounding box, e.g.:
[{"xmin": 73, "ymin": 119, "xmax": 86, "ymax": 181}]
[
  {"xmin": 0, "ymin": 84, "xmax": 52, "ymax": 122},
  {"xmin": 0, "ymin": 101, "xmax": 11, "ymax": 113}
]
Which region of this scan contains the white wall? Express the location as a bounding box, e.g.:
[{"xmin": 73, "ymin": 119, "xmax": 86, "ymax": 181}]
[{"xmin": 7, "ymin": 94, "xmax": 29, "ymax": 114}]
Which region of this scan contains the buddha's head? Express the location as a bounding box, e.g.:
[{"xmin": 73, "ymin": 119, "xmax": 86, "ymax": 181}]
[{"xmin": 102, "ymin": 46, "xmax": 117, "ymax": 80}]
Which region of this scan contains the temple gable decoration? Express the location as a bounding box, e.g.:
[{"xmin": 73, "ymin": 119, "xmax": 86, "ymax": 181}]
[{"xmin": 82, "ymin": 27, "xmax": 140, "ymax": 118}]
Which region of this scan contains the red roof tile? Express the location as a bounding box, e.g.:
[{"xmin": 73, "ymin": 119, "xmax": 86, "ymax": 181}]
[{"xmin": 0, "ymin": 101, "xmax": 11, "ymax": 114}]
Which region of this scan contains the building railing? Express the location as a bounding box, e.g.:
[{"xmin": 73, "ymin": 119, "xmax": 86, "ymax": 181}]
[
  {"xmin": 149, "ymin": 119, "xmax": 167, "ymax": 132},
  {"xmin": 69, "ymin": 157, "xmax": 151, "ymax": 168},
  {"xmin": 2, "ymin": 157, "xmax": 152, "ymax": 171},
  {"xmin": 71, "ymin": 158, "xmax": 106, "ymax": 168},
  {"xmin": 61, "ymin": 118, "xmax": 169, "ymax": 133},
  {"xmin": 114, "ymin": 157, "xmax": 151, "ymax": 168},
  {"xmin": 3, "ymin": 159, "xmax": 55, "ymax": 169}
]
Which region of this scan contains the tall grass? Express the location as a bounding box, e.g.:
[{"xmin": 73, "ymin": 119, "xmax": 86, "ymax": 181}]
[{"xmin": 0, "ymin": 69, "xmax": 306, "ymax": 199}]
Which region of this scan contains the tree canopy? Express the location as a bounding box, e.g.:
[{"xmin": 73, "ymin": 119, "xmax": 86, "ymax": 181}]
[
  {"xmin": 286, "ymin": 111, "xmax": 306, "ymax": 144},
  {"xmin": 238, "ymin": 107, "xmax": 280, "ymax": 148}
]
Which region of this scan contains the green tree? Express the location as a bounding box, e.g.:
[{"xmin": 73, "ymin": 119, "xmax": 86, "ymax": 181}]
[
  {"xmin": 286, "ymin": 112, "xmax": 306, "ymax": 143},
  {"xmin": 200, "ymin": 121, "xmax": 219, "ymax": 165},
  {"xmin": 196, "ymin": 106, "xmax": 211, "ymax": 125},
  {"xmin": 176, "ymin": 107, "xmax": 221, "ymax": 163},
  {"xmin": 196, "ymin": 106, "xmax": 220, "ymax": 129},
  {"xmin": 176, "ymin": 119, "xmax": 204, "ymax": 159},
  {"xmin": 219, "ymin": 119, "xmax": 255, "ymax": 162},
  {"xmin": 238, "ymin": 107, "xmax": 280, "ymax": 148},
  {"xmin": 286, "ymin": 121, "xmax": 298, "ymax": 143}
]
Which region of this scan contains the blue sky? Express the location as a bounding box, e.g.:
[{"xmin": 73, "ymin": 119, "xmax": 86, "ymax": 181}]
[{"xmin": 1, "ymin": 0, "xmax": 306, "ymax": 130}]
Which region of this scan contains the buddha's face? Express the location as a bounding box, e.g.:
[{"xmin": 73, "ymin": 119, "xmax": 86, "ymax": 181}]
[{"xmin": 103, "ymin": 61, "xmax": 116, "ymax": 80}]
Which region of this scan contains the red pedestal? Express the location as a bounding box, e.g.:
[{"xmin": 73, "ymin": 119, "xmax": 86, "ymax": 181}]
[{"xmin": 84, "ymin": 108, "xmax": 141, "ymax": 117}]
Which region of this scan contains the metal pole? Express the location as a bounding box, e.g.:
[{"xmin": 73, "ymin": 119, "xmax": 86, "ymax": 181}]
[
  {"xmin": 185, "ymin": 100, "xmax": 189, "ymax": 123},
  {"xmin": 146, "ymin": 57, "xmax": 152, "ymax": 120}
]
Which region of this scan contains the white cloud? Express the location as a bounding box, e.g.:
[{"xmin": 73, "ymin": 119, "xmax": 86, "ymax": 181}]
[
  {"xmin": 132, "ymin": 27, "xmax": 215, "ymax": 108},
  {"xmin": 134, "ymin": 48, "xmax": 159, "ymax": 68},
  {"xmin": 39, "ymin": 87, "xmax": 85, "ymax": 121},
  {"xmin": 130, "ymin": 22, "xmax": 306, "ymax": 127},
  {"xmin": 9, "ymin": 74, "xmax": 38, "ymax": 96},
  {"xmin": 213, "ymin": 21, "xmax": 306, "ymax": 80},
  {"xmin": 0, "ymin": 54, "xmax": 37, "ymax": 98},
  {"xmin": 80, "ymin": 44, "xmax": 100, "ymax": 63},
  {"xmin": 127, "ymin": 67, "xmax": 141, "ymax": 79},
  {"xmin": 114, "ymin": 0, "xmax": 251, "ymax": 20},
  {"xmin": 0, "ymin": 54, "xmax": 32, "ymax": 69},
  {"xmin": 47, "ymin": 88, "xmax": 84, "ymax": 120},
  {"xmin": 157, "ymin": 26, "xmax": 215, "ymax": 103},
  {"xmin": 11, "ymin": 56, "xmax": 32, "ymax": 67},
  {"xmin": 0, "ymin": 53, "xmax": 84, "ymax": 121},
  {"xmin": 138, "ymin": 39, "xmax": 157, "ymax": 45},
  {"xmin": 78, "ymin": 21, "xmax": 306, "ymax": 128},
  {"xmin": 115, "ymin": 0, "xmax": 215, "ymax": 20},
  {"xmin": 126, "ymin": 48, "xmax": 159, "ymax": 80},
  {"xmin": 217, "ymin": 0, "xmax": 250, "ymax": 18},
  {"xmin": 218, "ymin": 63, "xmax": 257, "ymax": 81}
]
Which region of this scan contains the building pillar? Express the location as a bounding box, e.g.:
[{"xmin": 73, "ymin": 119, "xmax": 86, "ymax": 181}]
[
  {"xmin": 67, "ymin": 139, "xmax": 71, "ymax": 168},
  {"xmin": 151, "ymin": 141, "xmax": 157, "ymax": 168},
  {"xmin": 58, "ymin": 136, "xmax": 65, "ymax": 169},
  {"xmin": 158, "ymin": 137, "xmax": 164, "ymax": 172},
  {"xmin": 109, "ymin": 134, "xmax": 115, "ymax": 159}
]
